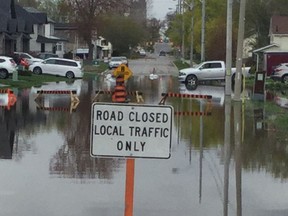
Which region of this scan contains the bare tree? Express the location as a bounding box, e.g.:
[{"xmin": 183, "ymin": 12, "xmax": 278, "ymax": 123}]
[{"xmin": 65, "ymin": 0, "xmax": 129, "ymax": 60}]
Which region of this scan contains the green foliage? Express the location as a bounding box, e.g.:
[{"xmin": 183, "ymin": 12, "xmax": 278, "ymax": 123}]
[
  {"xmin": 173, "ymin": 60, "xmax": 190, "ymax": 70},
  {"xmin": 38, "ymin": 0, "xmax": 71, "ymax": 22},
  {"xmin": 167, "ymin": 0, "xmax": 288, "ymax": 59},
  {"xmin": 0, "ymin": 74, "xmax": 70, "ymax": 89},
  {"xmin": 245, "ymin": 0, "xmax": 288, "ymax": 49},
  {"xmin": 17, "ymin": 70, "xmax": 32, "ymax": 76},
  {"xmin": 100, "ymin": 15, "xmax": 148, "ymax": 55}
]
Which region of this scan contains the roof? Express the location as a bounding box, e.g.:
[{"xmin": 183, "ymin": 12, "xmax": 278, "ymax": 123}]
[
  {"xmin": 270, "ymin": 15, "xmax": 288, "ymax": 35},
  {"xmin": 253, "ymin": 44, "xmax": 279, "ymax": 53},
  {"xmin": 0, "ymin": 0, "xmax": 12, "ymax": 17},
  {"xmin": 36, "ymin": 35, "xmax": 68, "ymax": 43},
  {"xmin": 0, "ymin": 15, "xmax": 8, "ymax": 32},
  {"xmin": 54, "ymin": 23, "xmax": 77, "ymax": 30},
  {"xmin": 22, "ymin": 7, "xmax": 47, "ymax": 24}
]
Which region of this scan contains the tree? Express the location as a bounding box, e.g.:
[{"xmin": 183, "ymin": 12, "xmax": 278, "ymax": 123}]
[
  {"xmin": 38, "ymin": 0, "xmax": 71, "ymax": 22},
  {"xmin": 16, "ymin": 0, "xmax": 39, "ymax": 7},
  {"xmin": 100, "ymin": 15, "xmax": 148, "ymax": 55},
  {"xmin": 64, "ymin": 0, "xmax": 130, "ymax": 60},
  {"xmin": 245, "ymin": 0, "xmax": 288, "ymax": 49},
  {"xmin": 146, "ymin": 18, "xmax": 161, "ymax": 44}
]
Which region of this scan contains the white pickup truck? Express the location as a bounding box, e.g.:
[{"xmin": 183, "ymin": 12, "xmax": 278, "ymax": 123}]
[{"xmin": 178, "ymin": 60, "xmax": 251, "ymax": 85}]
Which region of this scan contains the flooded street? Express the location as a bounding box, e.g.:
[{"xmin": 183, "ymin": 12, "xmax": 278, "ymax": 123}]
[{"xmin": 1, "ymin": 55, "xmax": 288, "ymax": 216}]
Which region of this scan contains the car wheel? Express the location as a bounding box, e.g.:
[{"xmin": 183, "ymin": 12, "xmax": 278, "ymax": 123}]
[
  {"xmin": 0, "ymin": 69, "xmax": 8, "ymax": 79},
  {"xmin": 185, "ymin": 74, "xmax": 198, "ymax": 86},
  {"xmin": 66, "ymin": 71, "xmax": 75, "ymax": 79},
  {"xmin": 33, "ymin": 67, "xmax": 42, "ymax": 75},
  {"xmin": 281, "ymin": 75, "xmax": 288, "ymax": 84}
]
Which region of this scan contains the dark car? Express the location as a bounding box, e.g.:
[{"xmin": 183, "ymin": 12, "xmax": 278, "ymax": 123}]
[
  {"xmin": 159, "ymin": 51, "xmax": 166, "ymax": 56},
  {"xmin": 37, "ymin": 52, "xmax": 59, "ymax": 60}
]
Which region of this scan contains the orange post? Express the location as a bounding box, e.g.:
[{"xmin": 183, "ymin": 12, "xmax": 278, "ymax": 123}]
[
  {"xmin": 111, "ymin": 67, "xmax": 134, "ymax": 216},
  {"xmin": 113, "ymin": 74, "xmax": 127, "ymax": 103},
  {"xmin": 125, "ymin": 159, "xmax": 135, "ymax": 216}
]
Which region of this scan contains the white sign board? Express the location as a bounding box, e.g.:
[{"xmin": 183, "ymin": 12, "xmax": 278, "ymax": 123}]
[{"xmin": 90, "ymin": 103, "xmax": 173, "ymax": 159}]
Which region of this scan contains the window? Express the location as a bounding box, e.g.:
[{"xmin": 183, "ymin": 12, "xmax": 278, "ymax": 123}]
[
  {"xmin": 45, "ymin": 59, "xmax": 56, "ymax": 64},
  {"xmin": 201, "ymin": 63, "xmax": 222, "ymax": 69},
  {"xmin": 0, "ymin": 59, "xmax": 5, "ymax": 63},
  {"xmin": 21, "ymin": 54, "xmax": 31, "ymax": 59},
  {"xmin": 210, "ymin": 63, "xmax": 222, "ymax": 68},
  {"xmin": 55, "ymin": 60, "xmax": 77, "ymax": 67},
  {"xmin": 56, "ymin": 43, "xmax": 63, "ymax": 51}
]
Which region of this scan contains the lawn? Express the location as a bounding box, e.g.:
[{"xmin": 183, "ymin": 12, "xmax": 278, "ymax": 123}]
[{"xmin": 0, "ymin": 61, "xmax": 108, "ymax": 89}]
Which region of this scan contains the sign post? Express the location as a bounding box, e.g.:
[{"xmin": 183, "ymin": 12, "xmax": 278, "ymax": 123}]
[
  {"xmin": 91, "ymin": 72, "xmax": 173, "ymax": 216},
  {"xmin": 113, "ymin": 64, "xmax": 132, "ymax": 81}
]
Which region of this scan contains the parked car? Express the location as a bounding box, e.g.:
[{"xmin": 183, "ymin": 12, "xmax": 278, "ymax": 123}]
[
  {"xmin": 270, "ymin": 63, "xmax": 288, "ymax": 84},
  {"xmin": 37, "ymin": 52, "xmax": 59, "ymax": 60},
  {"xmin": 159, "ymin": 50, "xmax": 166, "ymax": 56},
  {"xmin": 120, "ymin": 56, "xmax": 129, "ymax": 67},
  {"xmin": 13, "ymin": 52, "xmax": 42, "ymax": 65},
  {"xmin": 29, "ymin": 58, "xmax": 83, "ymax": 79},
  {"xmin": 178, "ymin": 60, "xmax": 251, "ymax": 85},
  {"xmin": 109, "ymin": 56, "xmax": 127, "ymax": 69},
  {"xmin": 139, "ymin": 49, "xmax": 146, "ymax": 56},
  {"xmin": 0, "ymin": 56, "xmax": 17, "ymax": 79}
]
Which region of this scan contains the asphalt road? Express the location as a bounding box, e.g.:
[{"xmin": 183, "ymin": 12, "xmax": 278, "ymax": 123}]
[{"xmin": 128, "ymin": 52, "xmax": 179, "ymax": 76}]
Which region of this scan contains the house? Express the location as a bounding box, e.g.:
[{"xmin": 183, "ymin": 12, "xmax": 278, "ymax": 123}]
[
  {"xmin": 253, "ymin": 15, "xmax": 288, "ymax": 75},
  {"xmin": 269, "ymin": 15, "xmax": 288, "ymax": 49},
  {"xmin": 0, "ymin": 0, "xmax": 67, "ymax": 57},
  {"xmin": 0, "ymin": 0, "xmax": 33, "ymax": 55},
  {"xmin": 22, "ymin": 7, "xmax": 68, "ymax": 57},
  {"xmin": 54, "ymin": 23, "xmax": 112, "ymax": 60}
]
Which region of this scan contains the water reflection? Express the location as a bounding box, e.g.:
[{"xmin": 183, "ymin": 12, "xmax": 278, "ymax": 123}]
[
  {"xmin": 0, "ymin": 107, "xmax": 16, "ymax": 159},
  {"xmin": 179, "ymin": 83, "xmax": 225, "ymax": 106},
  {"xmin": 1, "ymin": 76, "xmax": 288, "ymax": 215},
  {"xmin": 0, "ymin": 88, "xmax": 17, "ymax": 110}
]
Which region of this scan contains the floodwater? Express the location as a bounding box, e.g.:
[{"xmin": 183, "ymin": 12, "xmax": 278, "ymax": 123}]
[{"xmin": 0, "ymin": 73, "xmax": 288, "ymax": 216}]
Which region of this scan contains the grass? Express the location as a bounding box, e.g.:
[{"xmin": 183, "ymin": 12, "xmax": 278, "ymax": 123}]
[
  {"xmin": 173, "ymin": 59, "xmax": 190, "ymax": 70},
  {"xmin": 0, "ymin": 61, "xmax": 109, "ymax": 89}
]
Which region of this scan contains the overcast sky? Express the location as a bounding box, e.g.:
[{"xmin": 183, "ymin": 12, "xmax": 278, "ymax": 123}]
[{"xmin": 149, "ymin": 0, "xmax": 178, "ymax": 20}]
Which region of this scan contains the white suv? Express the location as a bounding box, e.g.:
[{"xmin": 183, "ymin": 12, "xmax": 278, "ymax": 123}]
[
  {"xmin": 271, "ymin": 63, "xmax": 288, "ymax": 84},
  {"xmin": 29, "ymin": 58, "xmax": 83, "ymax": 79},
  {"xmin": 0, "ymin": 56, "xmax": 17, "ymax": 79}
]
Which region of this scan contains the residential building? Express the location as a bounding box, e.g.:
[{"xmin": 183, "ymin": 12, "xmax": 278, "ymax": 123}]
[
  {"xmin": 0, "ymin": 0, "xmax": 33, "ymax": 55},
  {"xmin": 269, "ymin": 15, "xmax": 288, "ymax": 50},
  {"xmin": 0, "ymin": 0, "xmax": 67, "ymax": 57},
  {"xmin": 253, "ymin": 15, "xmax": 288, "ymax": 74}
]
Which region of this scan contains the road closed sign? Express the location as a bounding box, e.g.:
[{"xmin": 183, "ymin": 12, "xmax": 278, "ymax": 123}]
[{"xmin": 90, "ymin": 103, "xmax": 173, "ymax": 159}]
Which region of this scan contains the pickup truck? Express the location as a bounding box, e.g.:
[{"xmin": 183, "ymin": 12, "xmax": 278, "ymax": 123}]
[{"xmin": 178, "ymin": 60, "xmax": 251, "ymax": 85}]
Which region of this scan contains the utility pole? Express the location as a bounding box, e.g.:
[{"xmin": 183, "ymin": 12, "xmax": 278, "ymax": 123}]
[
  {"xmin": 189, "ymin": 0, "xmax": 194, "ymax": 67},
  {"xmin": 234, "ymin": 0, "xmax": 246, "ymax": 101},
  {"xmin": 181, "ymin": 0, "xmax": 185, "ymax": 61},
  {"xmin": 200, "ymin": 0, "xmax": 205, "ymax": 62},
  {"xmin": 225, "ymin": 0, "xmax": 233, "ymax": 96}
]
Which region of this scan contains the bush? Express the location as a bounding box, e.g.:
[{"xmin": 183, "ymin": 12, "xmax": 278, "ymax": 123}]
[{"xmin": 17, "ymin": 70, "xmax": 32, "ymax": 76}]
